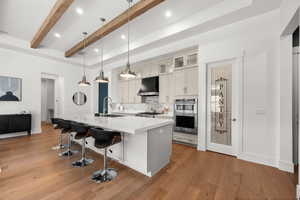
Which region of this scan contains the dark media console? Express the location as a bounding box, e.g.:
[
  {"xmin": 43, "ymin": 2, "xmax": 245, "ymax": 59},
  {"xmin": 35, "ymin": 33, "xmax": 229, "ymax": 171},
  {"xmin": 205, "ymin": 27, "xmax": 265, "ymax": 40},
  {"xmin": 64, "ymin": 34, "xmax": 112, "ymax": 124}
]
[{"xmin": 0, "ymin": 114, "xmax": 32, "ymax": 136}]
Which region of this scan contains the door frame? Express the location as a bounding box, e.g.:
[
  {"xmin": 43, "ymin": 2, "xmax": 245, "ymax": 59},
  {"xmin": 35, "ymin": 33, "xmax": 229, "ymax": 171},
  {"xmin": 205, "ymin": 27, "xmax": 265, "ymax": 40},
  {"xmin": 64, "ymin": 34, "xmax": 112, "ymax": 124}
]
[
  {"xmin": 41, "ymin": 73, "xmax": 63, "ymax": 119},
  {"xmin": 198, "ymin": 51, "xmax": 245, "ymax": 157},
  {"xmin": 206, "ymin": 59, "xmax": 240, "ymax": 156}
]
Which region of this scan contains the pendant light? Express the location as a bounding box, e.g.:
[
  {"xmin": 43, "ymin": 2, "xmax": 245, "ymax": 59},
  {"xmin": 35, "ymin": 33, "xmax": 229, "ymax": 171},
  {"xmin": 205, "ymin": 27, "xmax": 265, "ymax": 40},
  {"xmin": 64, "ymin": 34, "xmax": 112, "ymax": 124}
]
[
  {"xmin": 78, "ymin": 32, "xmax": 91, "ymax": 87},
  {"xmin": 120, "ymin": 0, "xmax": 137, "ymax": 79},
  {"xmin": 95, "ymin": 18, "xmax": 109, "ymax": 83}
]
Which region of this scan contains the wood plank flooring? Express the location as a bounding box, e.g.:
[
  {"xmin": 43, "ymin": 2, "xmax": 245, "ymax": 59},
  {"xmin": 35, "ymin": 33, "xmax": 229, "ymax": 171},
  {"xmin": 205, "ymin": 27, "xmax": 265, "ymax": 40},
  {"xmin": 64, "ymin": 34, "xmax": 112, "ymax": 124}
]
[{"xmin": 0, "ymin": 124, "xmax": 296, "ymax": 200}]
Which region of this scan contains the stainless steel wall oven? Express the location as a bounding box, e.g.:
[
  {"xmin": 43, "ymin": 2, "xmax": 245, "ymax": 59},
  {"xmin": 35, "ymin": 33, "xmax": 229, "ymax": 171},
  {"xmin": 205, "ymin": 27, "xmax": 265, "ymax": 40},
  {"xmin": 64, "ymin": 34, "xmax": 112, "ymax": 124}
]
[{"xmin": 174, "ymin": 99, "xmax": 198, "ymax": 134}]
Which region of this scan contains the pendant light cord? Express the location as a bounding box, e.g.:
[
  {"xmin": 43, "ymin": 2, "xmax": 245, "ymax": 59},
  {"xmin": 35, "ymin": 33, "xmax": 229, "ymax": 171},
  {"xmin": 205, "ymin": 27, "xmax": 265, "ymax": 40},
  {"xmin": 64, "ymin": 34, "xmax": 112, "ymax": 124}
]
[
  {"xmin": 127, "ymin": 0, "xmax": 131, "ymax": 67},
  {"xmin": 100, "ymin": 19, "xmax": 105, "ymax": 73},
  {"xmin": 83, "ymin": 32, "xmax": 87, "ymax": 76}
]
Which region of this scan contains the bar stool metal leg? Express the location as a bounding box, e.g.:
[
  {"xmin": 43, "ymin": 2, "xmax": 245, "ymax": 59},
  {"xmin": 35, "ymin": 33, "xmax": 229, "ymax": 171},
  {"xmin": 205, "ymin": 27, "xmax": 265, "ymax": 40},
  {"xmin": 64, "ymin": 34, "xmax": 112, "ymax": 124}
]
[
  {"xmin": 52, "ymin": 134, "xmax": 66, "ymax": 150},
  {"xmin": 59, "ymin": 133, "xmax": 79, "ymax": 157},
  {"xmin": 91, "ymin": 148, "xmax": 118, "ymax": 183},
  {"xmin": 72, "ymin": 137, "xmax": 94, "ymax": 167}
]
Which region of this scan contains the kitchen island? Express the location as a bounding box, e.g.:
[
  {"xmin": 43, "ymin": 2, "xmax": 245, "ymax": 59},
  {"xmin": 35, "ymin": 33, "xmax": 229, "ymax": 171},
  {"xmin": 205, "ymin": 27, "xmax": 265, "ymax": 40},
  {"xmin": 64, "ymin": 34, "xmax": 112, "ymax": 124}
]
[{"xmin": 69, "ymin": 115, "xmax": 174, "ymax": 177}]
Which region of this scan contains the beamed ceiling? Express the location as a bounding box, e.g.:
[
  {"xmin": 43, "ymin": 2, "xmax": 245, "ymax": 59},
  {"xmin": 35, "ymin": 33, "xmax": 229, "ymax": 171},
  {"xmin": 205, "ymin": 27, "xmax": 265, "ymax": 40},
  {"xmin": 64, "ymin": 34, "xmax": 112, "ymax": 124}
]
[{"xmin": 0, "ymin": 0, "xmax": 282, "ymax": 67}]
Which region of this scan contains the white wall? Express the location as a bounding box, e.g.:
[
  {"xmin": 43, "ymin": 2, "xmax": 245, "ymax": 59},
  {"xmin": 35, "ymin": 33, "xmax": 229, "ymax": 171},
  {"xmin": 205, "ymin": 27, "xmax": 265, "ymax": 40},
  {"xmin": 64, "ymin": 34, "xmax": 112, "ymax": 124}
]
[
  {"xmin": 280, "ymin": 0, "xmax": 300, "ymax": 35},
  {"xmin": 197, "ymin": 10, "xmax": 281, "ymax": 169},
  {"xmin": 0, "ymin": 48, "xmax": 92, "ymax": 134},
  {"xmin": 279, "ymin": 35, "xmax": 294, "ymax": 172}
]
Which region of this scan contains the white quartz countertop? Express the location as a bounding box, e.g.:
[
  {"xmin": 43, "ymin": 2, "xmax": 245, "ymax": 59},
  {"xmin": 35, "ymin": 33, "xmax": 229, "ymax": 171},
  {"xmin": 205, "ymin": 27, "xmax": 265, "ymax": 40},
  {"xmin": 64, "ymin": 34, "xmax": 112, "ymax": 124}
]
[
  {"xmin": 111, "ymin": 110, "xmax": 142, "ymax": 115},
  {"xmin": 69, "ymin": 115, "xmax": 173, "ymax": 135}
]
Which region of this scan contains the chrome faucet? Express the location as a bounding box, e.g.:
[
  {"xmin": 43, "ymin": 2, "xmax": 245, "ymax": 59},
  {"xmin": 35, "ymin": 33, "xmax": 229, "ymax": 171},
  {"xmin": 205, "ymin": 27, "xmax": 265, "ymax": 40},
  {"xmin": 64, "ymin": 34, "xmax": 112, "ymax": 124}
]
[{"xmin": 103, "ymin": 96, "xmax": 113, "ymax": 114}]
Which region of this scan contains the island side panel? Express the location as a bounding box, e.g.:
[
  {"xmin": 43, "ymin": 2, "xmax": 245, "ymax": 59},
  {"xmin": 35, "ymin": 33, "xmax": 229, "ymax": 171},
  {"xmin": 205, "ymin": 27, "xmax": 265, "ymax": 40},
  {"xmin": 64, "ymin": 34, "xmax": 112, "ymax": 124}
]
[
  {"xmin": 147, "ymin": 125, "xmax": 173, "ymax": 176},
  {"xmin": 74, "ymin": 131, "xmax": 149, "ymax": 176}
]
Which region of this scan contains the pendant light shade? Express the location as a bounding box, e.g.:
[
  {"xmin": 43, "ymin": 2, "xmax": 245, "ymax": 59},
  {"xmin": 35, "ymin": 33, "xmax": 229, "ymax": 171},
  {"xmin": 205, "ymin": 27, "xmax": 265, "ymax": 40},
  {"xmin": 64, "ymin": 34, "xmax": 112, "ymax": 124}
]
[
  {"xmin": 120, "ymin": 62, "xmax": 137, "ymax": 79},
  {"xmin": 95, "ymin": 18, "xmax": 109, "ymax": 83},
  {"xmin": 78, "ymin": 74, "xmax": 91, "ymax": 86},
  {"xmin": 95, "ymin": 71, "xmax": 109, "ymax": 83},
  {"xmin": 78, "ymin": 32, "xmax": 91, "ymax": 87},
  {"xmin": 120, "ymin": 0, "xmax": 136, "ymax": 79}
]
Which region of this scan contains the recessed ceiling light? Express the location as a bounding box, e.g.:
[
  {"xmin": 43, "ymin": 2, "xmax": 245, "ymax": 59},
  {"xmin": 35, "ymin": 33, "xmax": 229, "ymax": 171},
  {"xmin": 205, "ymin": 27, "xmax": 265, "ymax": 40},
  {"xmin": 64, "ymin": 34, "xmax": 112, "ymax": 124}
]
[
  {"xmin": 54, "ymin": 33, "xmax": 61, "ymax": 38},
  {"xmin": 94, "ymin": 48, "xmax": 99, "ymax": 53},
  {"xmin": 121, "ymin": 34, "xmax": 126, "ymax": 40},
  {"xmin": 165, "ymin": 10, "xmax": 172, "ymax": 18},
  {"xmin": 76, "ymin": 7, "xmax": 84, "ymax": 15}
]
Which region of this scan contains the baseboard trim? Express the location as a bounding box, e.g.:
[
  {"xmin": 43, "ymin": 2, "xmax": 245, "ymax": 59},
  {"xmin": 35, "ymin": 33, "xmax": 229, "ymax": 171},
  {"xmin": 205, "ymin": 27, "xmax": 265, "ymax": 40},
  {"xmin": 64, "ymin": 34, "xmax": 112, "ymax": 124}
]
[
  {"xmin": 278, "ymin": 160, "xmax": 294, "ymax": 173},
  {"xmin": 32, "ymin": 129, "xmax": 42, "ymax": 134},
  {"xmin": 238, "ymin": 152, "xmax": 277, "ymax": 168},
  {"xmin": 0, "ymin": 128, "xmax": 42, "ymax": 139}
]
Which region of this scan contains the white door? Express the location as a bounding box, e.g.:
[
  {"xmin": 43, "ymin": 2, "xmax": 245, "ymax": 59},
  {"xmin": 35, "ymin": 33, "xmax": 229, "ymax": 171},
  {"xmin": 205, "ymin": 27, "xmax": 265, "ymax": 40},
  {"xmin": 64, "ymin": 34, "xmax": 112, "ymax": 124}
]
[
  {"xmin": 293, "ymin": 47, "xmax": 299, "ymax": 164},
  {"xmin": 206, "ymin": 59, "xmax": 239, "ymax": 156}
]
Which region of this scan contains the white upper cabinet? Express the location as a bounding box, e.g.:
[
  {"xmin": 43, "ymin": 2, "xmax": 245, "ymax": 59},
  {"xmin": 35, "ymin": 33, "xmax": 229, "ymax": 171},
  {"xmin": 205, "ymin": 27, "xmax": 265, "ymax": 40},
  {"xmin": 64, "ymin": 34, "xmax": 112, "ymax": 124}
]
[
  {"xmin": 185, "ymin": 67, "xmax": 198, "ymax": 96},
  {"xmin": 119, "ymin": 80, "xmax": 129, "ymax": 104},
  {"xmin": 174, "ymin": 71, "xmax": 186, "ymax": 96},
  {"xmin": 159, "ymin": 73, "xmax": 174, "ymax": 104},
  {"xmin": 174, "ymin": 67, "xmax": 198, "ymax": 97},
  {"xmin": 120, "ymin": 79, "xmax": 141, "ymax": 104}
]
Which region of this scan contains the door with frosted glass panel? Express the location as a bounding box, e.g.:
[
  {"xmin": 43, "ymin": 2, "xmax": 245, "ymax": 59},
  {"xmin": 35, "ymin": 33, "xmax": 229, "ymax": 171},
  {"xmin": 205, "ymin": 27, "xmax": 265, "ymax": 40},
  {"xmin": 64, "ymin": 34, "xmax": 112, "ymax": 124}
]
[{"xmin": 207, "ymin": 60, "xmax": 238, "ymax": 156}]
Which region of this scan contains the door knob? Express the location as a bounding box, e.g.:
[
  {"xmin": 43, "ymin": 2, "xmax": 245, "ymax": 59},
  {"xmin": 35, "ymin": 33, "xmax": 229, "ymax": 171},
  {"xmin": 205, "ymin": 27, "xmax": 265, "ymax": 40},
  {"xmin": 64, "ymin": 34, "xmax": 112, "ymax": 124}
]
[{"xmin": 232, "ymin": 118, "xmax": 237, "ymax": 122}]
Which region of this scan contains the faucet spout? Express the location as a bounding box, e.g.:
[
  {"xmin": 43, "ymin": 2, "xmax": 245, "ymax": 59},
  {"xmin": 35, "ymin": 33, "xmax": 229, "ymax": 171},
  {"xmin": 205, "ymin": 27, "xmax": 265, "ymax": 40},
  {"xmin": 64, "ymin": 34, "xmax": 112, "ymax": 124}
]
[{"xmin": 103, "ymin": 96, "xmax": 113, "ymax": 114}]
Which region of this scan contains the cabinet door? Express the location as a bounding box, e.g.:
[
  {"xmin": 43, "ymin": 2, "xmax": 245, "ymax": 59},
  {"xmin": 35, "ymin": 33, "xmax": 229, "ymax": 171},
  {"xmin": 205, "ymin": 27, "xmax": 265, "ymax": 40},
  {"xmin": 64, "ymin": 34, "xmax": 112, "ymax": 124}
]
[
  {"xmin": 185, "ymin": 67, "xmax": 198, "ymax": 95},
  {"xmin": 120, "ymin": 81, "xmax": 129, "ymax": 103},
  {"xmin": 173, "ymin": 71, "xmax": 185, "ymax": 96},
  {"xmin": 168, "ymin": 73, "xmax": 175, "ymax": 103},
  {"xmin": 159, "ymin": 75, "xmax": 169, "ymax": 103},
  {"xmin": 128, "ymin": 80, "xmax": 135, "ymax": 103},
  {"xmin": 0, "ymin": 116, "xmax": 9, "ymax": 133},
  {"xmin": 128, "ymin": 79, "xmax": 141, "ymax": 103},
  {"xmin": 134, "ymin": 79, "xmax": 142, "ymax": 103}
]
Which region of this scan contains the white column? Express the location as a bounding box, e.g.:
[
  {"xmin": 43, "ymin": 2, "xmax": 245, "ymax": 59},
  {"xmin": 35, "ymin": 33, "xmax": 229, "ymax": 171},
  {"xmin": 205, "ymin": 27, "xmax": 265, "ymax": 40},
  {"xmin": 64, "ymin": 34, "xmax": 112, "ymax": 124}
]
[{"xmin": 279, "ymin": 35, "xmax": 294, "ymax": 173}]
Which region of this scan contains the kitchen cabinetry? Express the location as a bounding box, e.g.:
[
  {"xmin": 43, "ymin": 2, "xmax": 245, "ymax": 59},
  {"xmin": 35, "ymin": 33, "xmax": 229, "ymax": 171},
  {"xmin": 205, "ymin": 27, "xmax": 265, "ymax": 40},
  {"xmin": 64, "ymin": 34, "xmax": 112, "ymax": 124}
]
[
  {"xmin": 119, "ymin": 80, "xmax": 129, "ymax": 103},
  {"xmin": 119, "ymin": 79, "xmax": 141, "ymax": 104},
  {"xmin": 159, "ymin": 73, "xmax": 175, "ymax": 104},
  {"xmin": 128, "ymin": 79, "xmax": 141, "ymax": 103},
  {"xmin": 174, "ymin": 67, "xmax": 198, "ymax": 97}
]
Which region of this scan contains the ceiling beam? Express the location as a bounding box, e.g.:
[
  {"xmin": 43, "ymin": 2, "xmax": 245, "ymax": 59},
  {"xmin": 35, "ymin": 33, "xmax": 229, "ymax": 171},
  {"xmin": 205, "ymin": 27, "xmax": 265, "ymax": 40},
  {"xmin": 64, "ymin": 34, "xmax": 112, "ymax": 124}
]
[
  {"xmin": 31, "ymin": 0, "xmax": 74, "ymax": 48},
  {"xmin": 65, "ymin": 0, "xmax": 166, "ymax": 57}
]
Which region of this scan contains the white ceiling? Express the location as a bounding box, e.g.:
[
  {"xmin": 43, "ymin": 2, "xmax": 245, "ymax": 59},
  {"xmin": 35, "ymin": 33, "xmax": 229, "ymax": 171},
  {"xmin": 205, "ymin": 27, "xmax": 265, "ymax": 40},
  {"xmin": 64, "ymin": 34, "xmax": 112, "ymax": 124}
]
[{"xmin": 0, "ymin": 0, "xmax": 282, "ymax": 67}]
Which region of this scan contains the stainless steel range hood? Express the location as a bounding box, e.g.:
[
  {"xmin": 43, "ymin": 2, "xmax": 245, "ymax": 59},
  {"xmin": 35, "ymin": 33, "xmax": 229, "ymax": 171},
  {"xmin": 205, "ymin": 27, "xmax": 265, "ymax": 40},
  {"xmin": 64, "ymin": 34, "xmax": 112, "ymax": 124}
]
[{"xmin": 138, "ymin": 76, "xmax": 159, "ymax": 96}]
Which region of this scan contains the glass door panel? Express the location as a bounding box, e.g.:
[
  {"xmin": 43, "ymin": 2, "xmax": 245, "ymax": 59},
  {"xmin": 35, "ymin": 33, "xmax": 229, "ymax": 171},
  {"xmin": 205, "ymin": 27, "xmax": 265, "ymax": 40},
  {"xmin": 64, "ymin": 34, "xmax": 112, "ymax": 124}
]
[{"xmin": 207, "ymin": 61, "xmax": 235, "ymax": 155}]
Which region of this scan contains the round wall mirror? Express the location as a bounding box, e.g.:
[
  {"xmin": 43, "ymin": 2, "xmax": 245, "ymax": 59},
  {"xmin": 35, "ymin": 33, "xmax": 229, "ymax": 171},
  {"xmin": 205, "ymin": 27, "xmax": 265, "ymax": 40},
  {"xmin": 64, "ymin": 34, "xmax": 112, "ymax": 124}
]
[{"xmin": 72, "ymin": 92, "xmax": 87, "ymax": 106}]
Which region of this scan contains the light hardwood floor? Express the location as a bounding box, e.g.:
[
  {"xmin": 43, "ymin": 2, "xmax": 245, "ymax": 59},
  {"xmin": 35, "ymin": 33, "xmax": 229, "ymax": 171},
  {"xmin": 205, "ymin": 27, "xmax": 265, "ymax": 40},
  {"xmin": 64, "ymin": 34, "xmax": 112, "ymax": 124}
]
[{"xmin": 0, "ymin": 124, "xmax": 297, "ymax": 200}]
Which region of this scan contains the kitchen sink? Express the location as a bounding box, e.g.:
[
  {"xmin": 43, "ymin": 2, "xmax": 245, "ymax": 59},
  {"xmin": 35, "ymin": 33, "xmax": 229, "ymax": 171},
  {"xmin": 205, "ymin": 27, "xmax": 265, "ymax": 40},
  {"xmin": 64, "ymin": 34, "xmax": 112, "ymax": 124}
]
[{"xmin": 97, "ymin": 114, "xmax": 124, "ymax": 118}]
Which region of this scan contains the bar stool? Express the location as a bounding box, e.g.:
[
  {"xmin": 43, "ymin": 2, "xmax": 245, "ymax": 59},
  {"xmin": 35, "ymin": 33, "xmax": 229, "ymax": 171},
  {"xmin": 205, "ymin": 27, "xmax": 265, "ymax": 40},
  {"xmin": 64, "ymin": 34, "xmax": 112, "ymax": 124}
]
[
  {"xmin": 89, "ymin": 128, "xmax": 122, "ymax": 183},
  {"xmin": 51, "ymin": 118, "xmax": 66, "ymax": 150},
  {"xmin": 59, "ymin": 120, "xmax": 78, "ymax": 157},
  {"xmin": 71, "ymin": 122, "xmax": 95, "ymax": 167}
]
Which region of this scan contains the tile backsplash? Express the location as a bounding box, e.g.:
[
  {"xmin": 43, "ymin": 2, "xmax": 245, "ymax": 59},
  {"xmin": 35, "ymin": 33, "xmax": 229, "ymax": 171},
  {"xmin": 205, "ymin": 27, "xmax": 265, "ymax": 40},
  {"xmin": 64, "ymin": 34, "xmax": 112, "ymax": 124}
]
[{"xmin": 111, "ymin": 101, "xmax": 174, "ymax": 114}]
